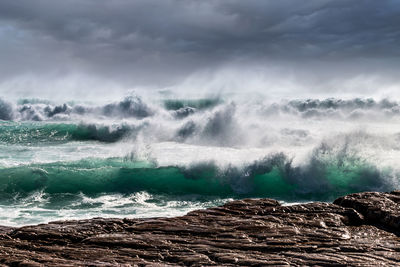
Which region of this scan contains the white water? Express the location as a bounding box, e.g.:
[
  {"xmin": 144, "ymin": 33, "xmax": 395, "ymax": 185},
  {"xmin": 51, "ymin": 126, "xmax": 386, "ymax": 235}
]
[{"xmin": 1, "ymin": 95, "xmax": 400, "ymax": 226}]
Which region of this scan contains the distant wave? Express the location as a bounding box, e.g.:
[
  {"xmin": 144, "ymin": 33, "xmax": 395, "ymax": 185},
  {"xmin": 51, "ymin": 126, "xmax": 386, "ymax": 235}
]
[
  {"xmin": 163, "ymin": 98, "xmax": 221, "ymax": 111},
  {"xmin": 2, "ymin": 96, "xmax": 400, "ymax": 122},
  {"xmin": 0, "ymin": 122, "xmax": 141, "ymax": 144},
  {"xmin": 2, "ymin": 96, "xmax": 400, "ymax": 149},
  {"xmin": 1, "ymin": 96, "xmax": 155, "ymax": 121},
  {"xmin": 261, "ymin": 98, "xmax": 400, "ymax": 119},
  {"xmin": 0, "ymin": 99, "xmax": 13, "ymax": 121}
]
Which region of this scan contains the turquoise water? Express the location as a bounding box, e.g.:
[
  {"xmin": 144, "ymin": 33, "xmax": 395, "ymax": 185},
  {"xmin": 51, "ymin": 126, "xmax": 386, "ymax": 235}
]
[{"xmin": 0, "ymin": 97, "xmax": 398, "ymax": 225}]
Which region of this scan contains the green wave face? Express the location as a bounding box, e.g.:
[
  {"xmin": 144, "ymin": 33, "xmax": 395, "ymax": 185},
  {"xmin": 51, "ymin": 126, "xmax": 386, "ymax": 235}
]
[
  {"xmin": 0, "ymin": 122, "xmax": 133, "ymax": 144},
  {"xmin": 0, "ymin": 159, "xmax": 232, "ymax": 198},
  {"xmin": 0, "ymin": 153, "xmax": 392, "ymax": 202}
]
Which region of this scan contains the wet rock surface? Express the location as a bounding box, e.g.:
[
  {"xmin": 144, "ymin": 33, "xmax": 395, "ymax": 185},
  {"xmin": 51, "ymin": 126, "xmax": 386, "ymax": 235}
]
[{"xmin": 1, "ymin": 192, "xmax": 400, "ymax": 266}]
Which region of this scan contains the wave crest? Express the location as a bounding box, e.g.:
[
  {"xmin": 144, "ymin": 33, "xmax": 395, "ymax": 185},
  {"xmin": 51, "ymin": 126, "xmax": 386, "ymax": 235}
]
[{"xmin": 0, "ymin": 145, "xmax": 394, "ymax": 201}]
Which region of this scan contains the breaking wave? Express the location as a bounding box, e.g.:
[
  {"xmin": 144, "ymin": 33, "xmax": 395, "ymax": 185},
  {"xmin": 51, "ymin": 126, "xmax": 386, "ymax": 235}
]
[
  {"xmin": 2, "ymin": 96, "xmax": 400, "ymax": 122},
  {"xmin": 2, "ymin": 95, "xmax": 155, "ymax": 121},
  {"xmin": 3, "ymin": 96, "xmax": 400, "ymax": 148},
  {"xmin": 0, "ymin": 122, "xmax": 139, "ymax": 144},
  {"xmin": 2, "ymin": 94, "xmax": 400, "ymax": 225},
  {"xmin": 0, "ymin": 145, "xmax": 395, "ymax": 202}
]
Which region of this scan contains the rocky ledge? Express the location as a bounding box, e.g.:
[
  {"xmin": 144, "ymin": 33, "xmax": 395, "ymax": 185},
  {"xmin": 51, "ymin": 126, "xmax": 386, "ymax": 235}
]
[{"xmin": 1, "ymin": 191, "xmax": 400, "ymax": 266}]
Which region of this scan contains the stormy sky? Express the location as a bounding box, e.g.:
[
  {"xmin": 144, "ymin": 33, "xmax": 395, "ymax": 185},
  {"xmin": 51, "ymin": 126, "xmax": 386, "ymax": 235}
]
[{"xmin": 0, "ymin": 0, "xmax": 399, "ymax": 99}]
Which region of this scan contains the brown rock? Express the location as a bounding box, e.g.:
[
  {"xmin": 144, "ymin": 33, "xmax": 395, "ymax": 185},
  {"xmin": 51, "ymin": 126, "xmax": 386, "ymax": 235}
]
[
  {"xmin": 0, "ymin": 192, "xmax": 399, "ymax": 266},
  {"xmin": 334, "ymin": 191, "xmax": 400, "ymax": 232}
]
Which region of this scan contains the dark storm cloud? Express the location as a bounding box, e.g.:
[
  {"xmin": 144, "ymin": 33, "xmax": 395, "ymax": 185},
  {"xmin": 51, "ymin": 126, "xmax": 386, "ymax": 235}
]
[{"xmin": 0, "ymin": 0, "xmax": 399, "ymax": 92}]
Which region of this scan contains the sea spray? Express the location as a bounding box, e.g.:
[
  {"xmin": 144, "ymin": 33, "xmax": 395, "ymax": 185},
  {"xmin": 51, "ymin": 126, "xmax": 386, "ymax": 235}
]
[{"xmin": 1, "ymin": 95, "xmax": 400, "ymax": 226}]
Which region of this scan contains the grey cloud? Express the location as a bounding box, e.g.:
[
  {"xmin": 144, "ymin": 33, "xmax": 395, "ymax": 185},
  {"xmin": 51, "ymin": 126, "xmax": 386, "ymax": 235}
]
[{"xmin": 0, "ymin": 0, "xmax": 399, "ymax": 94}]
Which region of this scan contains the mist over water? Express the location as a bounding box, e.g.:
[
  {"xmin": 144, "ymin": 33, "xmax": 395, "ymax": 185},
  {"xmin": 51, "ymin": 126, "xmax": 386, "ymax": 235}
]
[{"xmin": 1, "ymin": 93, "xmax": 400, "ymax": 226}]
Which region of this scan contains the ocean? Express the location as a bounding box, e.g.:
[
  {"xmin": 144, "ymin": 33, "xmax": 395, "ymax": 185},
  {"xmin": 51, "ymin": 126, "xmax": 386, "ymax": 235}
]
[{"xmin": 0, "ymin": 95, "xmax": 398, "ymax": 226}]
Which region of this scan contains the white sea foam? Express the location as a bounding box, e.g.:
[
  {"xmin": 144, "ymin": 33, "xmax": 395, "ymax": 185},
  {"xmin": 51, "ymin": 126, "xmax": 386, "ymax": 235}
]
[{"xmin": 2, "ymin": 95, "xmax": 400, "ymax": 226}]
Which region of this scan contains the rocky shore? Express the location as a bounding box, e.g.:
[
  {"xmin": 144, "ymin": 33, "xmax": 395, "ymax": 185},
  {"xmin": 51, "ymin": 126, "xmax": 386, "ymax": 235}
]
[{"xmin": 1, "ymin": 191, "xmax": 400, "ymax": 266}]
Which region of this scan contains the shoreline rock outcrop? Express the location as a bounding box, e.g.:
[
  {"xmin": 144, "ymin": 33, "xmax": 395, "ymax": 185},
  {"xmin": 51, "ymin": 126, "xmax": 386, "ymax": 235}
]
[{"xmin": 1, "ymin": 191, "xmax": 400, "ymax": 266}]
